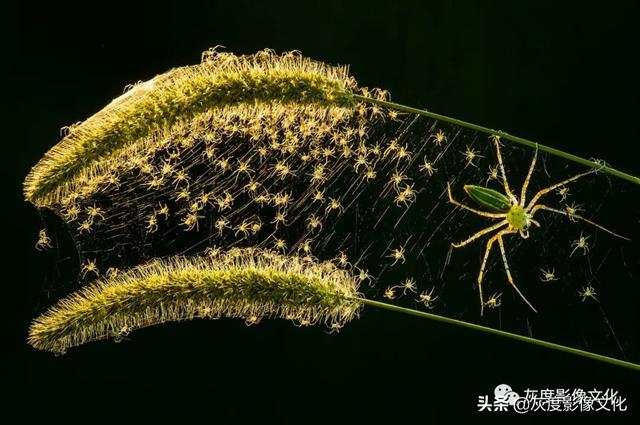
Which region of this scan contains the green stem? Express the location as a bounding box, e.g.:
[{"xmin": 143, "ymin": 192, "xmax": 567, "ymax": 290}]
[
  {"xmin": 354, "ymin": 297, "xmax": 639, "ymax": 371},
  {"xmin": 352, "ymin": 94, "xmax": 640, "ymax": 186}
]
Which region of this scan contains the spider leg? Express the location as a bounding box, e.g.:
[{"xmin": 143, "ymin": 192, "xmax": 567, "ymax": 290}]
[
  {"xmin": 447, "ymin": 183, "xmax": 508, "ymax": 219},
  {"xmin": 529, "ymin": 204, "xmax": 630, "ymax": 240},
  {"xmin": 493, "ymin": 138, "xmax": 517, "ymax": 203},
  {"xmin": 519, "ymin": 144, "xmax": 538, "ymax": 206},
  {"xmin": 477, "ymin": 232, "xmax": 501, "ymax": 316},
  {"xmin": 451, "ymin": 220, "xmax": 508, "ymax": 248},
  {"xmin": 525, "ymin": 169, "xmax": 595, "ymax": 212},
  {"xmin": 570, "ymin": 242, "xmax": 584, "ymax": 257},
  {"xmin": 496, "ymin": 230, "xmax": 538, "ymax": 313}
]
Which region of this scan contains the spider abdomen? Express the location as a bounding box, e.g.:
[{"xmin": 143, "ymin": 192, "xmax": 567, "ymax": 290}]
[{"xmin": 463, "ymin": 185, "xmax": 511, "ymax": 212}]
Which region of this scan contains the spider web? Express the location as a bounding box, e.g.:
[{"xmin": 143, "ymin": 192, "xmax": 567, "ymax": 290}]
[{"xmin": 31, "ymin": 101, "xmax": 639, "ymax": 362}]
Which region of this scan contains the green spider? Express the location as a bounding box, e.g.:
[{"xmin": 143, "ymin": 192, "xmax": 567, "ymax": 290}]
[{"xmin": 447, "ymin": 137, "xmax": 629, "ymax": 315}]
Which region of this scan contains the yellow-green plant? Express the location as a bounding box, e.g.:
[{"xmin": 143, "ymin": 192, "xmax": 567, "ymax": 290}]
[
  {"xmin": 23, "ymin": 48, "xmax": 360, "ymax": 206},
  {"xmin": 24, "ymin": 48, "xmax": 639, "ymax": 372},
  {"xmin": 29, "ymin": 248, "xmax": 361, "ymax": 354}
]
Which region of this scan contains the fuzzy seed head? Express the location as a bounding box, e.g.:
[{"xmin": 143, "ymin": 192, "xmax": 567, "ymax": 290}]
[{"xmin": 28, "ymin": 248, "xmax": 361, "ymax": 354}]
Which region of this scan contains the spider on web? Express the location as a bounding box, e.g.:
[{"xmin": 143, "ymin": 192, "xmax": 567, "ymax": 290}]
[{"xmin": 447, "ymin": 137, "xmax": 629, "ymax": 315}]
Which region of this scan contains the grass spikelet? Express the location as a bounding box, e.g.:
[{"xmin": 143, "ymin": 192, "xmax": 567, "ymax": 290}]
[
  {"xmin": 24, "ymin": 48, "xmax": 359, "ymax": 206},
  {"xmin": 28, "ymin": 248, "xmax": 361, "ymax": 354},
  {"xmin": 41, "ymin": 100, "xmax": 372, "ymax": 211}
]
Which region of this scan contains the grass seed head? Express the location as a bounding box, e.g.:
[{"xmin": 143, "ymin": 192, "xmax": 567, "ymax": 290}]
[{"xmin": 28, "ymin": 248, "xmax": 361, "ymax": 354}]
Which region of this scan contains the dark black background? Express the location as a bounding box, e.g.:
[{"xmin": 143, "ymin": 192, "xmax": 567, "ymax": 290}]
[{"xmin": 8, "ymin": 1, "xmax": 640, "ymax": 422}]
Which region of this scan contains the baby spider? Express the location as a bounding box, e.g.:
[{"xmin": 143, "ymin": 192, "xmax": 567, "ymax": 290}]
[
  {"xmin": 274, "ymin": 160, "xmax": 295, "ymax": 179},
  {"xmin": 388, "ymin": 170, "xmax": 408, "ymax": 190},
  {"xmin": 416, "ymin": 287, "xmax": 438, "ymax": 308},
  {"xmin": 234, "ymin": 159, "xmax": 253, "ymax": 177},
  {"xmin": 234, "ymin": 220, "xmax": 252, "ymax": 238},
  {"xmin": 244, "ymin": 315, "xmax": 261, "ymax": 326},
  {"xmin": 166, "ymin": 150, "xmax": 181, "ymax": 161},
  {"xmin": 556, "ymin": 186, "xmax": 570, "ymax": 202},
  {"xmin": 309, "ymin": 164, "xmax": 327, "ymax": 185},
  {"xmin": 419, "ymin": 157, "xmax": 438, "ymax": 176},
  {"xmin": 204, "ymin": 246, "xmax": 221, "ymax": 258},
  {"xmin": 570, "ymin": 232, "xmax": 590, "ymax": 257},
  {"xmin": 333, "ymin": 251, "xmax": 351, "ymax": 268},
  {"xmin": 370, "ymin": 143, "xmax": 382, "ymax": 156},
  {"xmin": 182, "ymin": 212, "xmax": 203, "ymax": 231},
  {"xmin": 330, "ymin": 130, "xmax": 342, "ymax": 144},
  {"xmin": 77, "ymin": 219, "xmax": 93, "ymax": 234},
  {"xmin": 196, "ymin": 192, "xmax": 213, "ymax": 208},
  {"xmin": 156, "ymin": 203, "xmax": 170, "ymax": 219},
  {"xmin": 447, "ymin": 139, "xmax": 628, "ymax": 315},
  {"xmin": 301, "ymin": 254, "xmax": 315, "ymax": 263},
  {"xmin": 273, "ymin": 191, "xmax": 293, "ymax": 208},
  {"xmin": 272, "ymin": 211, "xmax": 288, "ymax": 228},
  {"xmin": 145, "ymin": 213, "xmax": 158, "ymax": 233},
  {"xmin": 357, "ymin": 268, "xmax": 372, "ymax": 284},
  {"xmin": 251, "ymin": 219, "xmax": 262, "ymax": 235},
  {"xmin": 299, "ymin": 239, "xmax": 313, "ymax": 255},
  {"xmin": 365, "ymin": 168, "xmax": 377, "ymax": 180},
  {"xmin": 387, "ymin": 109, "xmax": 401, "ymax": 121},
  {"xmin": 80, "ymin": 259, "xmax": 99, "ymax": 278},
  {"xmin": 111, "ymin": 325, "xmax": 130, "ymax": 343},
  {"xmin": 461, "ymin": 145, "xmax": 483, "ymax": 168},
  {"xmin": 429, "ymin": 130, "xmax": 447, "ymax": 146},
  {"xmin": 578, "ymin": 285, "xmax": 599, "ymax": 302},
  {"xmin": 273, "ymin": 238, "xmax": 287, "ymax": 252},
  {"xmin": 400, "ymin": 184, "xmax": 416, "ymax": 203},
  {"xmin": 383, "ymin": 286, "xmax": 397, "ymax": 300},
  {"xmin": 307, "ymin": 214, "xmax": 322, "ymax": 231},
  {"xmin": 245, "ymin": 180, "xmax": 261, "ymax": 194},
  {"xmin": 399, "ymin": 277, "xmax": 418, "ymax": 295},
  {"xmin": 217, "ymin": 158, "xmax": 231, "ymax": 172},
  {"xmin": 341, "ymin": 145, "xmax": 354, "ymax": 159},
  {"xmin": 486, "ymin": 165, "xmax": 499, "ymax": 183},
  {"xmin": 394, "ymin": 184, "xmax": 416, "ymax": 207},
  {"xmin": 394, "ymin": 145, "xmax": 412, "ymax": 161},
  {"xmin": 254, "ymin": 192, "xmax": 271, "ymax": 206},
  {"xmin": 215, "ymin": 192, "xmax": 233, "ymax": 211},
  {"xmin": 86, "ymin": 204, "xmax": 105, "ymax": 222},
  {"xmin": 354, "ymin": 156, "xmax": 369, "ymax": 172},
  {"xmin": 203, "ymin": 146, "xmax": 217, "ymax": 161},
  {"xmin": 326, "ymin": 198, "xmax": 344, "ymax": 214},
  {"xmin": 214, "ymin": 217, "xmax": 229, "ymax": 235},
  {"xmin": 175, "ymin": 188, "xmax": 191, "ymax": 202},
  {"xmin": 199, "ymin": 306, "xmax": 213, "ymax": 317},
  {"xmin": 539, "ymin": 267, "xmax": 559, "ymax": 282},
  {"xmin": 293, "ymin": 318, "xmax": 312, "ymax": 327},
  {"xmin": 387, "ymin": 246, "xmax": 406, "ymax": 265},
  {"xmin": 370, "ymin": 105, "xmax": 384, "ymax": 119},
  {"xmin": 257, "ymin": 146, "xmax": 269, "ymax": 159},
  {"xmin": 484, "ymin": 292, "xmax": 502, "ymax": 309},
  {"xmin": 383, "ymin": 139, "xmax": 399, "ymax": 157},
  {"xmin": 564, "ymin": 202, "xmax": 584, "ymax": 222},
  {"xmin": 63, "ymin": 204, "xmax": 80, "ymax": 222},
  {"xmin": 394, "ymin": 191, "xmax": 411, "ymax": 207},
  {"xmin": 321, "ymin": 146, "xmax": 335, "ymax": 160},
  {"xmin": 105, "ymin": 267, "xmax": 120, "ymax": 278},
  {"xmin": 312, "ymin": 190, "xmax": 325, "ymax": 203},
  {"xmin": 147, "ymin": 175, "xmax": 164, "ymax": 190},
  {"xmin": 326, "ymin": 322, "xmax": 344, "ymax": 334},
  {"xmin": 172, "ymin": 169, "xmax": 190, "ymax": 188},
  {"xmin": 35, "ymin": 229, "xmax": 52, "ymax": 251}
]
